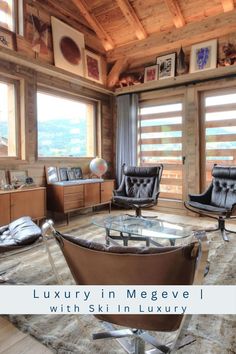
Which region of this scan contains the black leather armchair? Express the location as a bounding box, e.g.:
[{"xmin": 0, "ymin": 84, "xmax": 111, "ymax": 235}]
[
  {"xmin": 184, "ymin": 165, "xmax": 236, "ymax": 241},
  {"xmin": 113, "ymin": 164, "xmax": 163, "ymax": 217}
]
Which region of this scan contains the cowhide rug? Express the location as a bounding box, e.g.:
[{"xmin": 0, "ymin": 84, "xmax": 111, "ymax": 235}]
[{"xmin": 0, "ymin": 212, "xmax": 235, "ymax": 354}]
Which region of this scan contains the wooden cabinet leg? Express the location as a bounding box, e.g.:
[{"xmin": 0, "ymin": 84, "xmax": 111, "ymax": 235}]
[{"xmin": 66, "ymin": 213, "xmax": 69, "ymax": 225}]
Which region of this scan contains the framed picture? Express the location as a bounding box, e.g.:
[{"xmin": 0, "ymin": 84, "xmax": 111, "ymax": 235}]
[
  {"xmin": 190, "ymin": 39, "xmax": 217, "ymax": 73},
  {"xmin": 0, "ymin": 27, "xmax": 17, "ymax": 50},
  {"xmin": 84, "ymin": 49, "xmax": 102, "ymax": 83},
  {"xmin": 0, "ymin": 170, "xmax": 7, "ymax": 185},
  {"xmin": 144, "ymin": 65, "xmax": 159, "ymax": 83},
  {"xmin": 156, "ymin": 53, "xmax": 176, "ymax": 80},
  {"xmin": 9, "ymin": 170, "xmax": 27, "ymax": 186},
  {"xmin": 71, "ymin": 167, "xmax": 83, "ymax": 180},
  {"xmin": 59, "ymin": 167, "xmax": 68, "ymax": 181},
  {"xmin": 51, "ymin": 16, "xmax": 85, "ymax": 76},
  {"xmin": 67, "ymin": 169, "xmax": 75, "ymax": 181},
  {"xmin": 46, "ymin": 167, "xmax": 59, "ymax": 184}
]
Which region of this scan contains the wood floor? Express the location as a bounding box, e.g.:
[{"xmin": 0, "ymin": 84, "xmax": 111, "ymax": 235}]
[
  {"xmin": 0, "ymin": 210, "xmax": 234, "ymax": 353},
  {"xmin": 0, "ymin": 317, "xmax": 52, "ymax": 353}
]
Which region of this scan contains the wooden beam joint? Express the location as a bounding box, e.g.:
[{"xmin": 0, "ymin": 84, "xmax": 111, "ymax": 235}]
[
  {"xmin": 164, "ymin": 0, "xmax": 185, "ymax": 28},
  {"xmin": 115, "ymin": 0, "xmax": 147, "ymax": 40},
  {"xmin": 71, "ymin": 0, "xmax": 115, "ymax": 50}
]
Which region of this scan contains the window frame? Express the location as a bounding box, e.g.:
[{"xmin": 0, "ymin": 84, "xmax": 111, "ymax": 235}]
[
  {"xmin": 36, "ymin": 87, "xmax": 100, "ymax": 160},
  {"xmin": 0, "ymin": 75, "xmax": 20, "ymax": 160},
  {"xmin": 0, "ymin": 0, "xmax": 24, "ymax": 34}
]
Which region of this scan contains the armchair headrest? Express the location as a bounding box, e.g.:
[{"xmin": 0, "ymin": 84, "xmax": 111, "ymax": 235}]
[
  {"xmin": 123, "ymin": 165, "xmax": 162, "ymax": 177},
  {"xmin": 212, "ymin": 165, "xmax": 236, "ymax": 180}
]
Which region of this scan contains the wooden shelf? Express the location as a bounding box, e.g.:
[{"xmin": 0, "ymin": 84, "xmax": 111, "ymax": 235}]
[
  {"xmin": 0, "ymin": 47, "xmax": 113, "ymax": 96},
  {"xmin": 115, "ymin": 65, "xmax": 236, "ymax": 95}
]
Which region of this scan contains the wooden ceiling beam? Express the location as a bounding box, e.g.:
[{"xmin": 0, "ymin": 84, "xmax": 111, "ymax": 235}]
[
  {"xmin": 71, "ymin": 0, "xmax": 115, "ymax": 51},
  {"xmin": 221, "ymin": 0, "xmax": 234, "ymax": 12},
  {"xmin": 115, "ymin": 0, "xmax": 147, "ymax": 40},
  {"xmin": 107, "ymin": 10, "xmax": 236, "ymax": 62},
  {"xmin": 164, "ymin": 0, "xmax": 185, "ymax": 28},
  {"xmin": 107, "ymin": 58, "xmax": 129, "ymax": 88}
]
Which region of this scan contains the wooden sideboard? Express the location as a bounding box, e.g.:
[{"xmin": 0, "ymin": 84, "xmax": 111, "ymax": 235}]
[
  {"xmin": 0, "ymin": 187, "xmax": 46, "ymax": 226},
  {"xmin": 47, "ymin": 179, "xmax": 114, "ymax": 223}
]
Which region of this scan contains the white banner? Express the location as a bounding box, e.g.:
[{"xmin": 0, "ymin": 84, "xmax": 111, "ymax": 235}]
[{"xmin": 0, "ymin": 285, "xmax": 235, "ymax": 315}]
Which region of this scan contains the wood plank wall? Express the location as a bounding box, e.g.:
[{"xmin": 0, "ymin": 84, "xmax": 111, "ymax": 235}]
[{"xmin": 0, "ymin": 58, "xmax": 114, "ymax": 187}]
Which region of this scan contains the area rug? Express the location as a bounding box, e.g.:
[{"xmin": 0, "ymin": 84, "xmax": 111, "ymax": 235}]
[{"xmin": 0, "ymin": 214, "xmax": 235, "ymax": 354}]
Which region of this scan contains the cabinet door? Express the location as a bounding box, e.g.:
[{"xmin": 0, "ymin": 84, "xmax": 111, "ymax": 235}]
[
  {"xmin": 101, "ymin": 181, "xmax": 114, "ymax": 203},
  {"xmin": 0, "ymin": 194, "xmax": 10, "ymax": 225},
  {"xmin": 11, "ymin": 189, "xmax": 45, "ymax": 221},
  {"xmin": 84, "ymin": 183, "xmax": 100, "ymax": 206}
]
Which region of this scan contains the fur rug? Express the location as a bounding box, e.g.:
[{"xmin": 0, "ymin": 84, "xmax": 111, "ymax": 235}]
[{"xmin": 0, "ymin": 213, "xmax": 235, "ymax": 354}]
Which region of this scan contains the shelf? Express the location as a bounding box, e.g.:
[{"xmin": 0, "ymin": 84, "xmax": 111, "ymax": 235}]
[
  {"xmin": 114, "ymin": 65, "xmax": 236, "ymax": 95},
  {"xmin": 0, "ymin": 47, "xmax": 113, "ymax": 96}
]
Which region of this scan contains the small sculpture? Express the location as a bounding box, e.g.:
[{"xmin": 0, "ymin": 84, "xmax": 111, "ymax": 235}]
[
  {"xmin": 117, "ymin": 72, "xmax": 143, "ymax": 87},
  {"xmin": 219, "ymin": 43, "xmax": 236, "ymax": 66},
  {"xmin": 177, "ymin": 46, "xmax": 188, "ymax": 75}
]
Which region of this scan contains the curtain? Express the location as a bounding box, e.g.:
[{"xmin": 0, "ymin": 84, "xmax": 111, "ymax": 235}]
[{"xmin": 116, "ymin": 93, "xmax": 138, "ymax": 185}]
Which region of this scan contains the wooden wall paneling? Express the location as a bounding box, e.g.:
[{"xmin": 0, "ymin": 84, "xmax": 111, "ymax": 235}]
[
  {"xmin": 183, "ymin": 87, "xmax": 200, "ymax": 202},
  {"xmin": 28, "ymin": 0, "xmax": 106, "ymax": 54}
]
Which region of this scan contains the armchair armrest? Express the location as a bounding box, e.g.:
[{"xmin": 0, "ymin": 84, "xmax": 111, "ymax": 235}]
[
  {"xmin": 113, "ymin": 189, "xmax": 125, "ymax": 197},
  {"xmin": 188, "ymin": 183, "xmax": 213, "ymax": 204},
  {"xmin": 230, "ymin": 203, "xmax": 236, "ymax": 215}
]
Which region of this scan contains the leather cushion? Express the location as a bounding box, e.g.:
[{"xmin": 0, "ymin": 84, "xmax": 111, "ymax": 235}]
[
  {"xmin": 57, "ymin": 232, "xmax": 196, "ymax": 258},
  {"xmin": 125, "ymin": 176, "xmax": 155, "ymax": 198},
  {"xmin": 113, "ymin": 195, "xmax": 154, "ymax": 205},
  {"xmin": 123, "ymin": 165, "xmax": 160, "ymax": 177},
  {"xmin": 0, "ymin": 216, "xmax": 41, "ymax": 252},
  {"xmin": 212, "ymin": 165, "xmax": 236, "ymax": 179},
  {"xmin": 187, "ymin": 201, "xmax": 228, "ymax": 215}
]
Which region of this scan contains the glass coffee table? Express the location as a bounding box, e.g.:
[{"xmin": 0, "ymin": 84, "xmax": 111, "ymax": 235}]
[{"xmin": 92, "ymin": 215, "xmax": 193, "ymax": 246}]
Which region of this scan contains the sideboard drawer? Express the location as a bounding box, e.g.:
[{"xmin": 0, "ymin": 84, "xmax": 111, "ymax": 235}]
[{"xmin": 64, "ymin": 185, "xmax": 84, "ymax": 195}]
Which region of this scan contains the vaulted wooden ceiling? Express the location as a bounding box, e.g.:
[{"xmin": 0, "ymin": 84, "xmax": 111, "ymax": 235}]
[
  {"xmin": 35, "ymin": 0, "xmax": 236, "ymax": 85},
  {"xmin": 37, "ymin": 0, "xmax": 236, "ymax": 54}
]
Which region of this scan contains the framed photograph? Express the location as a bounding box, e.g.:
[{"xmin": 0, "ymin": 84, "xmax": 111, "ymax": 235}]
[
  {"xmin": 67, "ymin": 169, "xmax": 75, "ymax": 181},
  {"xmin": 51, "ymin": 16, "xmax": 85, "ymax": 76},
  {"xmin": 71, "ymin": 167, "xmax": 83, "ymax": 180},
  {"xmin": 59, "ymin": 167, "xmax": 68, "ymax": 181},
  {"xmin": 0, "ymin": 27, "xmax": 17, "ymax": 50},
  {"xmin": 144, "ymin": 65, "xmax": 159, "ymax": 83},
  {"xmin": 156, "ymin": 53, "xmax": 176, "ymax": 80},
  {"xmin": 84, "ymin": 49, "xmax": 102, "ymax": 83},
  {"xmin": 190, "ymin": 39, "xmax": 217, "ymax": 73},
  {"xmin": 46, "ymin": 166, "xmax": 59, "ymax": 184},
  {"xmin": 0, "ymin": 170, "xmax": 7, "ymax": 185},
  {"xmin": 9, "ymin": 170, "xmax": 27, "ymax": 186}
]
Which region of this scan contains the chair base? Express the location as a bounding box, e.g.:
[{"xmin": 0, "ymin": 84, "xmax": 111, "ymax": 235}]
[
  {"xmin": 93, "ymin": 320, "xmax": 195, "ymax": 354},
  {"xmin": 184, "ymin": 202, "xmax": 236, "ymax": 242},
  {"xmin": 204, "ymin": 217, "xmax": 236, "ymax": 242}
]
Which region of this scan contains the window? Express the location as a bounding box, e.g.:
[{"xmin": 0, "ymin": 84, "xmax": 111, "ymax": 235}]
[
  {"xmin": 138, "ymin": 98, "xmax": 184, "ymax": 200},
  {"xmin": 0, "ymin": 0, "xmax": 24, "ymax": 34},
  {"xmin": 0, "ymin": 80, "xmax": 17, "ymax": 157},
  {"xmin": 0, "ymin": 0, "xmax": 14, "ymax": 31},
  {"xmin": 37, "ymin": 91, "xmax": 97, "ymax": 158},
  {"xmin": 201, "ymin": 89, "xmax": 236, "ymax": 188}
]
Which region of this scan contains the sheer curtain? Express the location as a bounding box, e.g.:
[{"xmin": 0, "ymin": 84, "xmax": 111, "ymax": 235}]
[{"xmin": 116, "ymin": 93, "xmax": 138, "ymax": 185}]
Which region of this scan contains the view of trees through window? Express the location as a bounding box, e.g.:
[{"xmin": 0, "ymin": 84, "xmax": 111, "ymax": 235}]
[
  {"xmin": 0, "ymin": 80, "xmax": 16, "ymax": 157},
  {"xmin": 37, "ymin": 92, "xmax": 96, "ymax": 158},
  {"xmin": 138, "ymin": 100, "xmax": 183, "ymax": 200}
]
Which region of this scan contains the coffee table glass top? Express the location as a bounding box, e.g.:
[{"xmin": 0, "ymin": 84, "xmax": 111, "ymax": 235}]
[{"xmin": 92, "ymin": 215, "xmax": 192, "ymax": 240}]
